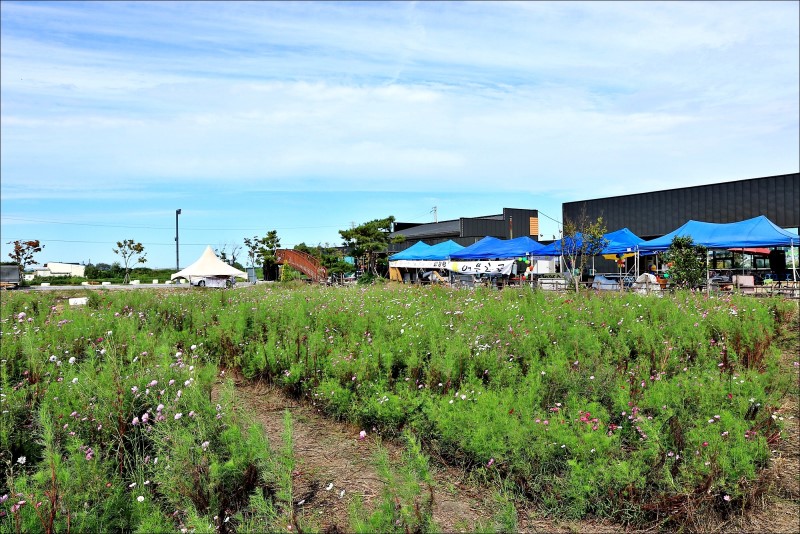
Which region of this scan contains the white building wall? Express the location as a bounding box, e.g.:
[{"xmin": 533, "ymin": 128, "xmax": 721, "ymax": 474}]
[{"xmin": 40, "ymin": 263, "xmax": 86, "ymax": 277}]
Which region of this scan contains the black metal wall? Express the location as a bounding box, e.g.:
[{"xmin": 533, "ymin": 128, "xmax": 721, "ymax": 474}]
[
  {"xmin": 461, "ymin": 218, "xmax": 507, "ymax": 239},
  {"xmin": 503, "ymin": 208, "xmax": 539, "ymax": 239},
  {"xmin": 563, "ymin": 173, "xmax": 799, "ymax": 239}
]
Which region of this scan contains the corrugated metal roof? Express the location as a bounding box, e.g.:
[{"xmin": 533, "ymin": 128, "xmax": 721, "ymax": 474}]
[{"xmin": 391, "ymin": 220, "xmax": 460, "ymax": 239}]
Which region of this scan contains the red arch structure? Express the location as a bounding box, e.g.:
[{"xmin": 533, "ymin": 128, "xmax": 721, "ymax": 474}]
[{"xmin": 275, "ymin": 249, "xmax": 327, "ymax": 282}]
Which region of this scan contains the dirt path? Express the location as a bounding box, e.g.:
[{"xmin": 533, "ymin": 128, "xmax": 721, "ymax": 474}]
[
  {"xmin": 222, "ymin": 376, "xmax": 625, "ymax": 533},
  {"xmin": 227, "ymin": 378, "xmax": 494, "ymax": 532}
]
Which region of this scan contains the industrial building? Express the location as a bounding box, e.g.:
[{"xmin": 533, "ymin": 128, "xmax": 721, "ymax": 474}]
[
  {"xmin": 562, "ymin": 172, "xmax": 799, "ymax": 275},
  {"xmin": 389, "ymin": 208, "xmax": 539, "ymax": 254},
  {"xmin": 562, "ymin": 173, "xmax": 799, "ymax": 240}
]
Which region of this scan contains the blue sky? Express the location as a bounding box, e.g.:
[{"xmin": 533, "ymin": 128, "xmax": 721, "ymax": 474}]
[{"xmin": 1, "ymin": 1, "xmax": 798, "ymax": 268}]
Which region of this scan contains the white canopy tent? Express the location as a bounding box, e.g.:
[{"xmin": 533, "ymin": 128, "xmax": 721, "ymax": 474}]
[{"xmin": 171, "ymin": 246, "xmax": 247, "ymax": 285}]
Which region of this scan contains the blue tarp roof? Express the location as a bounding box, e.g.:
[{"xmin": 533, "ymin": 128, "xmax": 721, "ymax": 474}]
[
  {"xmin": 536, "ymin": 234, "xmax": 585, "ymax": 256},
  {"xmin": 448, "ymin": 237, "xmax": 502, "ymax": 260},
  {"xmin": 450, "ymin": 236, "xmax": 545, "ymax": 260},
  {"xmin": 639, "ymin": 216, "xmax": 800, "ymax": 252},
  {"xmin": 537, "ymin": 228, "xmax": 648, "ymax": 256},
  {"xmin": 416, "ymin": 240, "xmax": 464, "ymax": 260},
  {"xmin": 388, "ymin": 241, "xmax": 431, "ymax": 261},
  {"xmin": 603, "ymin": 228, "xmax": 647, "ymax": 255}
]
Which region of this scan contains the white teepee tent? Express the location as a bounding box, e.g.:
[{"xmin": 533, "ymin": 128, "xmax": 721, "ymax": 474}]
[{"xmin": 171, "ymin": 246, "xmax": 247, "ymax": 283}]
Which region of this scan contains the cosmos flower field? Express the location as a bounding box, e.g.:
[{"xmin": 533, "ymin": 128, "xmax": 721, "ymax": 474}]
[{"xmin": 1, "ymin": 285, "xmax": 795, "ymax": 531}]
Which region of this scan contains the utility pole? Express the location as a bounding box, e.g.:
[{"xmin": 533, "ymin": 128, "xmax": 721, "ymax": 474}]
[{"xmin": 175, "ymin": 209, "xmax": 182, "ymax": 271}]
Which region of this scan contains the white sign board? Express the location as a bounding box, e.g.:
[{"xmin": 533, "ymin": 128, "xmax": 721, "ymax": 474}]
[{"xmin": 448, "ymin": 261, "xmax": 515, "ymax": 276}]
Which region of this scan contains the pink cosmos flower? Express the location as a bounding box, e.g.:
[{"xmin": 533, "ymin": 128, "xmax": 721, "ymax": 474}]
[{"xmin": 358, "ymin": 430, "xmax": 367, "ymax": 440}]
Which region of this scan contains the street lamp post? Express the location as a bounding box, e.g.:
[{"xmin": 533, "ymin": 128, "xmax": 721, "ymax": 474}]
[{"xmin": 175, "ymin": 209, "xmax": 182, "ymax": 271}]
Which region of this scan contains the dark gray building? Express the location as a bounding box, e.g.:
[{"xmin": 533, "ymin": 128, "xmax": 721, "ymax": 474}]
[
  {"xmin": 563, "ymin": 173, "xmax": 799, "ymax": 240},
  {"xmin": 390, "ymin": 208, "xmax": 539, "ymax": 253}
]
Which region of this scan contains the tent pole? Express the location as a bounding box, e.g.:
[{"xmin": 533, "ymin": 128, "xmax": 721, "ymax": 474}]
[
  {"xmin": 706, "ymin": 250, "xmax": 711, "ymax": 296},
  {"xmin": 792, "ymin": 241, "xmax": 796, "ymax": 284}
]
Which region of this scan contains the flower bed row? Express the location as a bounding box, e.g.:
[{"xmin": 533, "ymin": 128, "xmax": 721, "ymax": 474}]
[{"xmin": 1, "ymin": 285, "xmax": 795, "ymax": 528}]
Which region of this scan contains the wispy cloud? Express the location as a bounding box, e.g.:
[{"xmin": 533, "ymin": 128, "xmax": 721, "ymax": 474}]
[{"xmin": 1, "ymin": 0, "xmax": 797, "ymax": 264}]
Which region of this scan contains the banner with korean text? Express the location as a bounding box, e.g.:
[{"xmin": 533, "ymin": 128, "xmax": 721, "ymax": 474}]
[{"xmin": 448, "ymin": 260, "xmax": 515, "ymax": 276}]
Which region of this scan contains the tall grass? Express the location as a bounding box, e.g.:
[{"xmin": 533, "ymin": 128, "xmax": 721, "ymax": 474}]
[{"xmin": 1, "ymin": 285, "xmax": 794, "ymax": 528}]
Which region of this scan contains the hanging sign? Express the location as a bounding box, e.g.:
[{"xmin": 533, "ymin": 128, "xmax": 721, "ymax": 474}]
[
  {"xmin": 389, "ymin": 260, "xmax": 450, "ymax": 268},
  {"xmin": 448, "ymin": 261, "xmax": 515, "ymax": 276}
]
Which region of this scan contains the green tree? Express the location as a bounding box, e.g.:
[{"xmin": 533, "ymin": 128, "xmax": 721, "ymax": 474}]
[
  {"xmin": 84, "ymin": 264, "xmax": 100, "ymax": 279},
  {"xmin": 663, "ymin": 236, "xmax": 708, "ymax": 289},
  {"xmin": 339, "ymin": 217, "xmax": 401, "ymax": 276},
  {"xmin": 243, "ymin": 237, "xmax": 259, "ymax": 268},
  {"xmin": 244, "ymin": 231, "xmax": 281, "ymax": 280},
  {"xmin": 6, "ymin": 239, "xmax": 44, "ymax": 277},
  {"xmin": 112, "ymin": 239, "xmax": 147, "ymax": 284},
  {"xmin": 258, "ymin": 230, "xmax": 281, "ymax": 280},
  {"xmin": 560, "ymin": 213, "xmax": 608, "ymax": 291}
]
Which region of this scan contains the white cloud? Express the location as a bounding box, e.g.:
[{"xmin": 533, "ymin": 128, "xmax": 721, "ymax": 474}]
[{"xmin": 1, "ymin": 0, "xmax": 797, "ymax": 204}]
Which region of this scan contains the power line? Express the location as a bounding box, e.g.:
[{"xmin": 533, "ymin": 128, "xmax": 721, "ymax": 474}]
[
  {"xmin": 397, "ymin": 209, "xmax": 437, "ymax": 223},
  {"xmin": 538, "ymin": 210, "xmax": 562, "ymax": 225},
  {"xmin": 0, "ymin": 216, "xmax": 344, "ymax": 232},
  {"xmin": 1, "ymin": 238, "xmax": 311, "ymax": 247},
  {"xmin": 0, "ymin": 238, "xmax": 266, "ymax": 247}
]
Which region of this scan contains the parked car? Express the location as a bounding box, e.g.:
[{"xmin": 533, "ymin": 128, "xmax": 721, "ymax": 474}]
[{"xmin": 190, "ymin": 276, "xmax": 235, "ymax": 288}]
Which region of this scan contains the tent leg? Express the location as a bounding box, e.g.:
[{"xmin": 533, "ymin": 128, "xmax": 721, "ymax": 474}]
[
  {"xmin": 791, "ymin": 243, "xmax": 796, "ymax": 294},
  {"xmin": 706, "ymin": 250, "xmax": 711, "ymax": 296}
]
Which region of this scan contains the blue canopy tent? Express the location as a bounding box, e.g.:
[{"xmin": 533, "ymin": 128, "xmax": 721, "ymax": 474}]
[
  {"xmin": 416, "ymin": 240, "xmax": 464, "ymax": 261},
  {"xmin": 602, "ymin": 228, "xmax": 647, "ymax": 255},
  {"xmin": 537, "ymin": 228, "xmax": 645, "ymax": 256},
  {"xmin": 448, "ymin": 237, "xmax": 504, "ymax": 260},
  {"xmin": 389, "ymin": 240, "xmax": 465, "ymax": 283},
  {"xmin": 450, "ymin": 236, "xmax": 545, "ymax": 260},
  {"xmin": 535, "ymin": 228, "xmax": 649, "ymax": 281},
  {"xmin": 638, "ymin": 216, "xmax": 799, "ymax": 288},
  {"xmin": 536, "ymin": 234, "xmax": 584, "ymax": 257},
  {"xmin": 388, "ymin": 241, "xmax": 432, "ymax": 261},
  {"xmin": 638, "ymin": 216, "xmax": 799, "ymax": 251}
]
